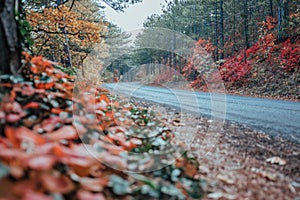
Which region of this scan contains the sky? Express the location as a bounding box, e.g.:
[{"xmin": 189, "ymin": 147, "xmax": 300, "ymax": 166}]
[{"xmin": 103, "ymin": 0, "xmax": 167, "ymax": 31}]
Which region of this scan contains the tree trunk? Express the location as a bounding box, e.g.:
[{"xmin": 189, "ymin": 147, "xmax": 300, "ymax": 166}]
[
  {"xmin": 0, "ymin": 0, "xmax": 21, "ymax": 74},
  {"xmin": 243, "ymin": 0, "xmax": 250, "ymax": 50},
  {"xmin": 232, "ymin": 0, "xmax": 236, "ymax": 54},
  {"xmin": 60, "ymin": 25, "xmax": 72, "ymax": 68},
  {"xmin": 269, "ymin": 0, "xmax": 274, "ymax": 17},
  {"xmin": 277, "ymin": 0, "xmax": 288, "ymax": 41},
  {"xmin": 220, "ymin": 0, "xmax": 224, "ymax": 59},
  {"xmin": 214, "ymin": 0, "xmax": 219, "ymax": 61}
]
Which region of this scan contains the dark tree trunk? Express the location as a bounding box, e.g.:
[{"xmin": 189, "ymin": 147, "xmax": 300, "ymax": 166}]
[
  {"xmin": 214, "ymin": 0, "xmax": 219, "ymax": 61},
  {"xmin": 220, "ymin": 0, "xmax": 224, "ymax": 59},
  {"xmin": 0, "ymin": 0, "xmax": 21, "ymax": 74},
  {"xmin": 243, "ymin": 0, "xmax": 250, "ymax": 50},
  {"xmin": 60, "ymin": 25, "xmax": 72, "ymax": 68},
  {"xmin": 277, "ymin": 0, "xmax": 288, "ymax": 40},
  {"xmin": 232, "ymin": 0, "xmax": 236, "ymax": 54},
  {"xmin": 269, "ymin": 0, "xmax": 274, "ymax": 17}
]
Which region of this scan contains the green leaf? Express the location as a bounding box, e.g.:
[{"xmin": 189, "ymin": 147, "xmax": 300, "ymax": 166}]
[
  {"xmin": 161, "ymin": 184, "xmax": 185, "ymax": 199},
  {"xmin": 130, "ymin": 173, "xmax": 158, "ymax": 189},
  {"xmin": 0, "ymin": 163, "xmax": 9, "ymax": 179},
  {"xmin": 171, "ymin": 168, "xmax": 181, "ymax": 182},
  {"xmin": 108, "ymin": 175, "xmax": 131, "ymax": 195}
]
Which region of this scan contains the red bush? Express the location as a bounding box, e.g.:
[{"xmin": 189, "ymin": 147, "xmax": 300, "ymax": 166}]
[{"xmin": 279, "ymin": 39, "xmax": 300, "ymax": 71}]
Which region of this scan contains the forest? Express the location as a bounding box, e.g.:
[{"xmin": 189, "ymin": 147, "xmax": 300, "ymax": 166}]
[
  {"xmin": 0, "ymin": 0, "xmax": 299, "ymax": 199},
  {"xmin": 132, "ymin": 0, "xmax": 299, "ymax": 99}
]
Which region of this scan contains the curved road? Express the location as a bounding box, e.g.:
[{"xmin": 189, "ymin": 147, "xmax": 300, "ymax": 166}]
[{"xmin": 104, "ymin": 83, "xmax": 300, "ymax": 143}]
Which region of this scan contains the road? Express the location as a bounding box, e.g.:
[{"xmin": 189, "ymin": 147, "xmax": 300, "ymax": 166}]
[{"xmin": 103, "ymin": 82, "xmax": 300, "ymax": 143}]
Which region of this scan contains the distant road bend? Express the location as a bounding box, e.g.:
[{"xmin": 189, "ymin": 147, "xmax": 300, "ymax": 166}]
[{"xmin": 103, "ymin": 82, "xmax": 300, "ymax": 144}]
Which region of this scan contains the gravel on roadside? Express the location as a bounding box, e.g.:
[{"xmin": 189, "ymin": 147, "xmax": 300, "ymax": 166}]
[{"xmin": 130, "ymin": 97, "xmax": 300, "ymax": 200}]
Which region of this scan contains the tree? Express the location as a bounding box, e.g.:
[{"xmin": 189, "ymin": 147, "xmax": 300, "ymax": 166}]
[
  {"xmin": 277, "ymin": 0, "xmax": 289, "ymax": 40},
  {"xmin": 27, "ymin": 4, "xmax": 107, "ymax": 68},
  {"xmin": 0, "ymin": 0, "xmax": 21, "ymax": 74},
  {"xmin": 0, "ymin": 0, "xmax": 144, "ymax": 74}
]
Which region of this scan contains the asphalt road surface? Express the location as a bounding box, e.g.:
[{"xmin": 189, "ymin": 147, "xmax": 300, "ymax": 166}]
[{"xmin": 103, "ymin": 82, "xmax": 300, "ymax": 143}]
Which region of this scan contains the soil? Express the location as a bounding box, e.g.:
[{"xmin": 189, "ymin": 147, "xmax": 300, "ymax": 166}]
[{"xmin": 130, "ymin": 98, "xmax": 300, "ymax": 200}]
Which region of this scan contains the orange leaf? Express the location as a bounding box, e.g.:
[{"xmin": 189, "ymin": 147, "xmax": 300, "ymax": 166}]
[
  {"xmin": 23, "ymin": 102, "xmax": 40, "ymax": 109},
  {"xmin": 51, "ymin": 108, "xmax": 65, "ymax": 114},
  {"xmin": 10, "ymin": 90, "xmax": 16, "ymax": 101},
  {"xmin": 99, "ymin": 94, "xmax": 110, "ymax": 103},
  {"xmin": 62, "ymin": 82, "xmax": 74, "ymax": 90},
  {"xmin": 4, "ymin": 126, "xmax": 19, "ymax": 147},
  {"xmin": 16, "ymin": 126, "xmax": 46, "ymax": 145},
  {"xmin": 34, "ymin": 81, "xmax": 55, "ymax": 90}
]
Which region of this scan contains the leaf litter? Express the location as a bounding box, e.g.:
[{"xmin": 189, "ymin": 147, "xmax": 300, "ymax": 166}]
[{"xmin": 0, "ymin": 53, "xmax": 204, "ymax": 199}]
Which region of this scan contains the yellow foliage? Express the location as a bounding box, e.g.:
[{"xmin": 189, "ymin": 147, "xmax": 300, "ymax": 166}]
[{"xmin": 27, "ymin": 4, "xmax": 108, "ymax": 68}]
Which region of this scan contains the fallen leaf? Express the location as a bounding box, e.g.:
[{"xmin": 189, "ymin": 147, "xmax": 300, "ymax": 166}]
[
  {"xmin": 77, "ymin": 190, "xmax": 106, "ymax": 200},
  {"xmin": 12, "ymin": 180, "xmax": 36, "ymax": 196},
  {"xmin": 99, "ymin": 94, "xmax": 110, "ymax": 103},
  {"xmin": 12, "ymin": 102, "xmax": 22, "ymax": 113},
  {"xmin": 6, "ymin": 114, "xmax": 21, "ymax": 123},
  {"xmin": 216, "ymin": 174, "xmax": 234, "ymax": 185},
  {"xmin": 42, "ymin": 116, "xmax": 62, "ymax": 132},
  {"xmin": 21, "ymin": 83, "xmax": 35, "ymax": 96},
  {"xmin": 0, "ymin": 111, "xmax": 5, "ymax": 119},
  {"xmin": 251, "ymin": 167, "xmax": 278, "ymax": 181},
  {"xmin": 79, "ymin": 177, "xmax": 109, "ymax": 192},
  {"xmin": 207, "ymin": 192, "xmax": 223, "ymax": 199},
  {"xmin": 23, "ymin": 190, "xmax": 53, "ymax": 200},
  {"xmin": 23, "ymin": 102, "xmax": 40, "ymax": 109},
  {"xmin": 46, "ymin": 126, "xmax": 78, "ymax": 141},
  {"xmin": 5, "ymin": 126, "xmax": 19, "ymax": 147},
  {"xmin": 40, "ymin": 173, "xmax": 75, "ymax": 194},
  {"xmin": 199, "ymin": 165, "xmax": 210, "ymax": 174},
  {"xmin": 101, "ymin": 154, "xmax": 127, "ymax": 170},
  {"xmin": 16, "ymin": 126, "xmax": 46, "ymax": 145},
  {"xmin": 25, "ymin": 155, "xmax": 57, "ymax": 170},
  {"xmin": 266, "ymin": 156, "xmax": 287, "ymax": 165}
]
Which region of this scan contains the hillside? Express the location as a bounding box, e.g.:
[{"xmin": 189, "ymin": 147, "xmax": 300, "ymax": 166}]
[{"xmin": 183, "ymin": 15, "xmax": 300, "ymax": 101}]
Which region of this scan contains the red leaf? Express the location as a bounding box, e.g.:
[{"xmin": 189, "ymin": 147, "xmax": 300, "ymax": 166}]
[
  {"xmin": 21, "ymin": 83, "xmax": 35, "ymax": 96},
  {"xmin": 25, "ymin": 155, "xmax": 57, "ymax": 170},
  {"xmin": 23, "ymin": 102, "xmax": 40, "ymax": 109},
  {"xmin": 16, "ymin": 126, "xmax": 46, "ymax": 145},
  {"xmin": 42, "ymin": 116, "xmax": 62, "ymax": 132},
  {"xmin": 101, "ymin": 153, "xmax": 127, "ymax": 170},
  {"xmin": 77, "ymin": 190, "xmax": 106, "ymax": 200},
  {"xmin": 23, "ymin": 190, "xmax": 52, "ymax": 200},
  {"xmin": 79, "ymin": 177, "xmax": 109, "ymax": 192},
  {"xmin": 0, "ymin": 111, "xmax": 5, "ymax": 119},
  {"xmin": 34, "ymin": 80, "xmax": 54, "ymax": 90},
  {"xmin": 40, "ymin": 173, "xmax": 75, "ymax": 194},
  {"xmin": 12, "ymin": 180, "xmax": 36, "ymax": 196},
  {"xmin": 6, "ymin": 114, "xmax": 21, "ymax": 123},
  {"xmin": 53, "ymin": 144, "xmax": 97, "ymax": 168},
  {"xmin": 0, "ymin": 145, "xmax": 23, "ymax": 159},
  {"xmin": 45, "ymin": 126, "xmax": 78, "ymax": 141}
]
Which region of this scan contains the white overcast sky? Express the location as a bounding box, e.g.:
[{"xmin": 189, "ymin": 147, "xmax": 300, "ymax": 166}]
[{"xmin": 103, "ymin": 0, "xmax": 167, "ymax": 31}]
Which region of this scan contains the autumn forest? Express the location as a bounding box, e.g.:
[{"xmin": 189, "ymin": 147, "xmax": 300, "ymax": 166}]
[{"xmin": 0, "ymin": 0, "xmax": 299, "ymax": 199}]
